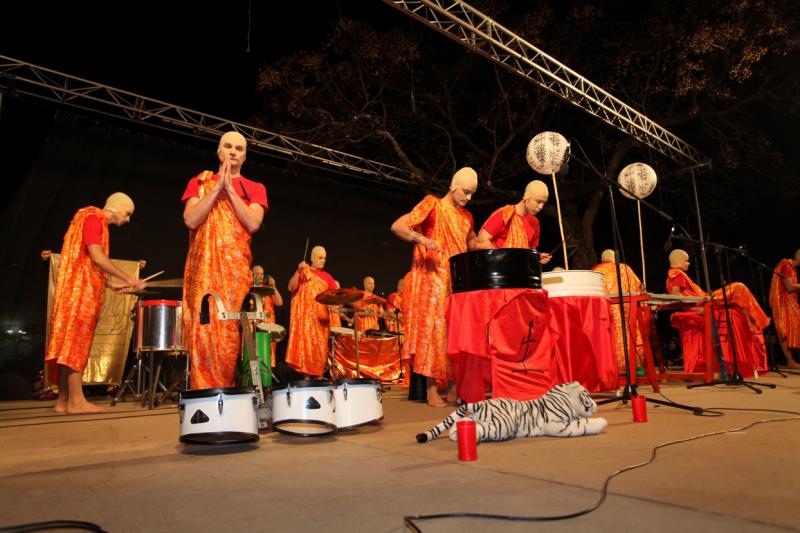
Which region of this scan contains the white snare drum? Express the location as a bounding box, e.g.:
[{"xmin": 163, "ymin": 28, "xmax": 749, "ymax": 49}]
[
  {"xmin": 542, "ymin": 270, "xmax": 606, "ymax": 298},
  {"xmin": 256, "ymin": 322, "xmax": 286, "ymax": 342},
  {"xmin": 272, "ymin": 380, "xmax": 336, "ymax": 437},
  {"xmin": 179, "ymin": 386, "xmax": 259, "ymax": 445},
  {"xmin": 333, "ymin": 378, "xmax": 383, "ymax": 430},
  {"xmin": 330, "ymin": 326, "xmax": 355, "ymax": 337}
]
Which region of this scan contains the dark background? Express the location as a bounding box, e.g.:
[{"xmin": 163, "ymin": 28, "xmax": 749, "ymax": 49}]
[{"xmin": 0, "ymin": 1, "xmax": 794, "ymax": 398}]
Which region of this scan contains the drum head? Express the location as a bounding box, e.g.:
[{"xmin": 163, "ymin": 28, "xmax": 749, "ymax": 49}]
[
  {"xmin": 330, "ymin": 327, "xmax": 354, "ymax": 337},
  {"xmin": 181, "ymin": 386, "xmax": 256, "ymax": 399}
]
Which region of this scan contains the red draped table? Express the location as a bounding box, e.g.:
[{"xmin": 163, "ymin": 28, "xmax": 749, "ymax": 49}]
[{"xmin": 445, "ymin": 288, "xmax": 619, "ymax": 403}]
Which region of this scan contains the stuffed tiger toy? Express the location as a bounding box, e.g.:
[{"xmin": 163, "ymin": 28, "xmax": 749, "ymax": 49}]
[{"xmin": 416, "ymin": 382, "xmax": 607, "ymax": 443}]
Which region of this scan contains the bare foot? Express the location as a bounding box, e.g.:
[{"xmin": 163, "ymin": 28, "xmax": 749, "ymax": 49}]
[
  {"xmin": 54, "ymin": 396, "xmax": 68, "ymax": 414},
  {"xmin": 67, "ymin": 401, "xmax": 111, "ymax": 415},
  {"xmin": 426, "ymin": 389, "xmax": 448, "ymax": 407},
  {"xmin": 446, "ymin": 388, "xmax": 458, "ymax": 404}
]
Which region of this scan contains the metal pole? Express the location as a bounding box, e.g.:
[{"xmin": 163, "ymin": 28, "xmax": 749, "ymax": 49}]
[{"xmin": 690, "ymin": 170, "xmax": 711, "ymax": 292}]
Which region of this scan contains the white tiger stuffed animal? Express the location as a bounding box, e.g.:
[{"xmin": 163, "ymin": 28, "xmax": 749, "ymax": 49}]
[{"xmin": 416, "ymin": 382, "xmax": 607, "ymax": 443}]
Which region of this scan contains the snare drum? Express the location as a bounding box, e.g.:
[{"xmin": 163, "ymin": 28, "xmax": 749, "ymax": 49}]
[
  {"xmin": 179, "ymin": 386, "xmax": 259, "ymax": 444},
  {"xmin": 330, "ymin": 326, "xmax": 355, "ymax": 338},
  {"xmin": 272, "ymin": 380, "xmax": 336, "ymax": 437},
  {"xmin": 333, "ymin": 378, "xmax": 383, "ymax": 430},
  {"xmin": 256, "ymin": 322, "xmax": 286, "ymax": 342},
  {"xmin": 136, "ymin": 300, "xmax": 185, "ymax": 352}
]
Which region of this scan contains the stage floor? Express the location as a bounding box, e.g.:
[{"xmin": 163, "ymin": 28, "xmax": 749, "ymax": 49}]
[{"xmin": 2, "ymin": 375, "xmax": 799, "ymax": 532}]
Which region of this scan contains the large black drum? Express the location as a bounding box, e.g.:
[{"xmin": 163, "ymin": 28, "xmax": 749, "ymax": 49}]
[{"xmin": 449, "ymin": 249, "xmax": 542, "ymax": 293}]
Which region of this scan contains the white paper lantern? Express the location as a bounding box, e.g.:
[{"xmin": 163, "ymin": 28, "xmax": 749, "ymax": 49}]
[
  {"xmin": 526, "ymin": 131, "xmax": 570, "ymax": 174},
  {"xmin": 617, "ymin": 162, "xmax": 658, "ymax": 200}
]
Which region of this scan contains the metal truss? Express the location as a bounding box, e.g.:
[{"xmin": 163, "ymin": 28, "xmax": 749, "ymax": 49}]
[
  {"xmin": 0, "ymin": 55, "xmax": 415, "ymax": 188},
  {"xmin": 384, "ymin": 0, "xmax": 708, "ymax": 166}
]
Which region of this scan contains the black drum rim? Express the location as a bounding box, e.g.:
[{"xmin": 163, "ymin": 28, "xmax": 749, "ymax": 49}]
[{"xmin": 272, "ymin": 418, "xmax": 337, "ymax": 437}]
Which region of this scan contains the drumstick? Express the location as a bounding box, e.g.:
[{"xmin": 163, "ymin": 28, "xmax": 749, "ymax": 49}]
[
  {"xmin": 547, "ymin": 241, "xmax": 563, "ymax": 256},
  {"xmin": 302, "ymin": 236, "xmax": 310, "ymax": 262},
  {"xmin": 141, "ymin": 270, "xmax": 165, "ymax": 282}
]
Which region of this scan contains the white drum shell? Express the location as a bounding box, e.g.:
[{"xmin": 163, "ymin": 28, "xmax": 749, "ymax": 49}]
[
  {"xmin": 179, "ymin": 388, "xmax": 259, "ymax": 444},
  {"xmin": 272, "ymin": 381, "xmax": 336, "ymax": 436},
  {"xmin": 333, "ymin": 380, "xmax": 383, "ymax": 430},
  {"xmin": 542, "ymin": 270, "xmax": 606, "ymax": 298}
]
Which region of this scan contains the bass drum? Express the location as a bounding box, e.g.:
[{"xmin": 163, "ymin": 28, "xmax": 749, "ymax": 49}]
[
  {"xmin": 333, "ymin": 378, "xmax": 383, "ymax": 430},
  {"xmin": 179, "ymin": 386, "xmax": 259, "ymax": 445},
  {"xmin": 272, "ymin": 380, "xmax": 336, "ymax": 437}
]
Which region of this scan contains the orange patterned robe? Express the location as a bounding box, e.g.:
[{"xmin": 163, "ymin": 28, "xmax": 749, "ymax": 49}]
[
  {"xmin": 592, "ymin": 261, "xmax": 647, "ymax": 369},
  {"xmin": 666, "ymin": 269, "xmax": 769, "ymax": 329},
  {"xmin": 286, "ymin": 266, "xmax": 337, "ymax": 376},
  {"xmin": 385, "ymin": 291, "xmax": 402, "ymax": 333},
  {"xmin": 354, "ymin": 299, "xmax": 380, "ymax": 332},
  {"xmin": 403, "ymin": 195, "xmax": 473, "ymax": 380},
  {"xmin": 44, "ymin": 207, "xmax": 109, "ymax": 378},
  {"xmin": 183, "ymin": 172, "xmax": 256, "ymax": 389},
  {"xmin": 484, "ymin": 205, "xmax": 536, "ymax": 248},
  {"xmin": 770, "ymin": 259, "xmax": 800, "ymax": 349}
]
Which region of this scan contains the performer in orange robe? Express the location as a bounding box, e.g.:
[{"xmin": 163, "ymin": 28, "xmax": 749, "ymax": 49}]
[
  {"xmin": 252, "ymin": 264, "xmax": 284, "ymax": 366},
  {"xmin": 286, "ymin": 245, "xmax": 340, "ymax": 378},
  {"xmin": 182, "ymin": 131, "xmax": 268, "ymax": 390},
  {"xmin": 470, "ymin": 180, "xmax": 552, "ymax": 265},
  {"xmin": 353, "ymin": 276, "xmax": 382, "ymax": 332},
  {"xmin": 769, "ymin": 250, "xmax": 800, "ymax": 367},
  {"xmin": 45, "ymin": 193, "xmax": 145, "ymax": 414},
  {"xmin": 391, "ymin": 167, "xmax": 478, "ymax": 406},
  {"xmin": 592, "ymin": 249, "xmax": 649, "ymax": 371},
  {"xmin": 666, "ymin": 249, "xmax": 769, "ymax": 330},
  {"xmin": 385, "ymin": 277, "xmax": 404, "ymax": 333}
]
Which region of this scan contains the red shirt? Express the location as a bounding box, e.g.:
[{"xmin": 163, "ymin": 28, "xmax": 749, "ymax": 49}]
[
  {"xmin": 182, "ymin": 174, "xmax": 269, "ymax": 210},
  {"xmin": 82, "ymin": 214, "xmax": 104, "ymax": 247},
  {"xmin": 312, "ymin": 268, "xmax": 338, "ymax": 290},
  {"xmin": 481, "ymin": 208, "xmax": 540, "ymax": 248}
]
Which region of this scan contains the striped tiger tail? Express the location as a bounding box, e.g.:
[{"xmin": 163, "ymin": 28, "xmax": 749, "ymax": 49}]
[{"xmin": 416, "ymin": 403, "xmax": 473, "ymax": 443}]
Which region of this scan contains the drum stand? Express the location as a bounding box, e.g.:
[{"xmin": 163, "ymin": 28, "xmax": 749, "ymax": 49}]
[{"xmin": 111, "ymin": 348, "xmax": 189, "ymax": 408}]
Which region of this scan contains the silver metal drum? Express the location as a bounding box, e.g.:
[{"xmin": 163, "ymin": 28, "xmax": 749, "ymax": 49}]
[{"xmin": 135, "ymin": 300, "xmax": 185, "ymax": 352}]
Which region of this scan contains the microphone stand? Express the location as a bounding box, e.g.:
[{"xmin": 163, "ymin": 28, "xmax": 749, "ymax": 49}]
[
  {"xmin": 594, "ymin": 174, "xmax": 702, "ymax": 415},
  {"xmin": 685, "ymin": 242, "xmax": 775, "ymax": 393}
]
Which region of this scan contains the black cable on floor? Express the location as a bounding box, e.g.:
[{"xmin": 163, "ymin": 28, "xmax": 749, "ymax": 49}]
[
  {"xmin": 403, "ymin": 415, "xmax": 800, "ymax": 531},
  {"xmin": 0, "ymin": 519, "xmax": 107, "ymax": 532}
]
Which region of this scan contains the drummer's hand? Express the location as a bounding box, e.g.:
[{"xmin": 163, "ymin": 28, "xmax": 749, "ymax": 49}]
[
  {"xmin": 540, "ymin": 253, "xmax": 552, "ymax": 264},
  {"xmin": 40, "ymin": 250, "xmax": 52, "ymax": 261},
  {"xmin": 267, "ymin": 275, "xmax": 276, "ymax": 288},
  {"xmin": 297, "ymin": 261, "xmax": 308, "ymax": 271}
]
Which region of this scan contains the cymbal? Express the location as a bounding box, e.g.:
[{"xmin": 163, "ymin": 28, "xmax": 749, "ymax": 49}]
[
  {"xmin": 315, "ymin": 288, "xmax": 364, "ymax": 305},
  {"xmin": 363, "ymin": 294, "xmax": 387, "ymax": 306}
]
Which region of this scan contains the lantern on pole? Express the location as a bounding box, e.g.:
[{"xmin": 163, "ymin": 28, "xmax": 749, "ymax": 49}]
[
  {"xmin": 526, "ymin": 131, "xmax": 570, "ymax": 269},
  {"xmin": 617, "ymin": 162, "xmax": 658, "ymax": 290}
]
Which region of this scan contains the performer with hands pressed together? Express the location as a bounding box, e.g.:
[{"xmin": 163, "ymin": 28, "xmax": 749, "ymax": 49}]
[{"xmin": 182, "ymin": 131, "xmax": 268, "ymax": 390}]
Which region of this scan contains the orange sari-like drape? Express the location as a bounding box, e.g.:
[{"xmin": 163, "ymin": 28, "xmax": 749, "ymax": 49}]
[
  {"xmin": 354, "ymin": 300, "xmax": 380, "ymax": 332},
  {"xmin": 385, "ymin": 292, "xmax": 403, "ymax": 333},
  {"xmin": 403, "ymin": 195, "xmax": 473, "ymax": 380},
  {"xmin": 667, "ymin": 268, "xmax": 769, "ymax": 329},
  {"xmin": 496, "ymin": 205, "xmax": 529, "ymax": 248},
  {"xmin": 285, "ymin": 266, "xmax": 334, "ymax": 376},
  {"xmin": 183, "ymin": 171, "xmax": 253, "ymax": 390},
  {"xmin": 45, "ymin": 207, "xmax": 109, "ymax": 378},
  {"xmin": 770, "ymin": 259, "xmax": 800, "ymax": 349},
  {"xmin": 592, "ymin": 261, "xmax": 647, "ymax": 369}
]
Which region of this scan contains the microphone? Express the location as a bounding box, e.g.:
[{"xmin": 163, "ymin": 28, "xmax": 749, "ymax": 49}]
[
  {"xmin": 737, "ymin": 244, "xmax": 748, "ymax": 253},
  {"xmin": 663, "ymin": 225, "xmax": 676, "ymax": 252}
]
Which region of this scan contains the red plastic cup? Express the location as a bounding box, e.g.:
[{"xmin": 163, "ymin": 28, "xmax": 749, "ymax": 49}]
[
  {"xmin": 457, "ymin": 419, "xmax": 478, "ymax": 461},
  {"xmin": 631, "ymin": 395, "xmax": 648, "ymax": 423}
]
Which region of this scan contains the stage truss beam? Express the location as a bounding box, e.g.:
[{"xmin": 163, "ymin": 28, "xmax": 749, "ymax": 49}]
[
  {"xmin": 0, "ymin": 55, "xmax": 415, "ymax": 188},
  {"xmin": 384, "ymin": 0, "xmax": 708, "ymax": 167}
]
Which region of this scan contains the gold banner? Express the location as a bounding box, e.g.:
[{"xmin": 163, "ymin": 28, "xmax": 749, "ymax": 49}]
[
  {"xmin": 46, "ymin": 254, "xmax": 139, "ymax": 385},
  {"xmin": 333, "ymin": 335, "xmax": 402, "ymax": 382}
]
